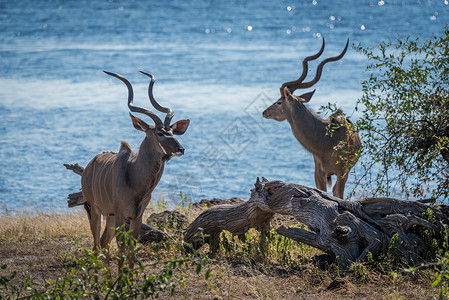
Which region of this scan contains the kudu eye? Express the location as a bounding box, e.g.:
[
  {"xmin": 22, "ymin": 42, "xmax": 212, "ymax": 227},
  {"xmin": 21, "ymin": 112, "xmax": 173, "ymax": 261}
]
[{"xmin": 277, "ymin": 101, "xmax": 282, "ymax": 105}]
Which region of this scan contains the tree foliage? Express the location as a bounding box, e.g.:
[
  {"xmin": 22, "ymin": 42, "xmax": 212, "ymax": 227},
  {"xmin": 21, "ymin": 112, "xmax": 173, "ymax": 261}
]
[{"xmin": 353, "ymin": 27, "xmax": 449, "ymax": 201}]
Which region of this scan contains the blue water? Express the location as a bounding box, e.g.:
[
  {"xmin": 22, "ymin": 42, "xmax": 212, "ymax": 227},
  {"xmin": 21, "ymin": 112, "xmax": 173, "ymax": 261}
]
[{"xmin": 1, "ymin": 0, "xmax": 448, "ymax": 214}]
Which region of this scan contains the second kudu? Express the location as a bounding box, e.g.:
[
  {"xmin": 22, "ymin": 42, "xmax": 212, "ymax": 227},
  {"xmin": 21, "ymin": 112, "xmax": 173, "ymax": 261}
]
[
  {"xmin": 81, "ymin": 71, "xmax": 189, "ymax": 271},
  {"xmin": 263, "ymin": 38, "xmax": 361, "ymax": 199}
]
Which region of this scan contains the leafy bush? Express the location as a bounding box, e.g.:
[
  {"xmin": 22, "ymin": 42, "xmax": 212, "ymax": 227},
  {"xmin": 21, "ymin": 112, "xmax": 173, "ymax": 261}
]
[{"xmin": 350, "ymin": 26, "xmax": 449, "ymax": 200}]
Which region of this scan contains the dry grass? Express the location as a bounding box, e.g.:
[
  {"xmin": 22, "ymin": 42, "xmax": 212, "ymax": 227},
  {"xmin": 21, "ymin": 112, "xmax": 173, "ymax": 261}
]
[{"xmin": 0, "ymin": 208, "xmax": 438, "ymax": 299}]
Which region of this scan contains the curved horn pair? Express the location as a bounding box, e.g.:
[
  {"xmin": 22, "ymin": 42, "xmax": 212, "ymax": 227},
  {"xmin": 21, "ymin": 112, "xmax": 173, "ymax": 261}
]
[
  {"xmin": 281, "ymin": 38, "xmax": 349, "ymax": 95},
  {"xmin": 104, "ymin": 71, "xmax": 174, "ymax": 130},
  {"xmin": 139, "ymin": 71, "xmax": 174, "ymax": 129}
]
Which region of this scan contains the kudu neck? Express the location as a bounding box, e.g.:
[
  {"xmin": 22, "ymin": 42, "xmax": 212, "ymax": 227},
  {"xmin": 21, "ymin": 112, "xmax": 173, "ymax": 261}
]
[
  {"xmin": 130, "ymin": 136, "xmax": 166, "ymax": 195},
  {"xmin": 137, "ymin": 136, "xmax": 166, "ymax": 161},
  {"xmin": 285, "ymin": 100, "xmax": 331, "ymax": 154}
]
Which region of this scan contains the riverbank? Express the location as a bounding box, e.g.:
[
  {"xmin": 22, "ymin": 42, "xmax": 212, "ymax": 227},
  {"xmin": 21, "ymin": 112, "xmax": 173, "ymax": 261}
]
[{"xmin": 0, "ymin": 205, "xmax": 437, "ymax": 299}]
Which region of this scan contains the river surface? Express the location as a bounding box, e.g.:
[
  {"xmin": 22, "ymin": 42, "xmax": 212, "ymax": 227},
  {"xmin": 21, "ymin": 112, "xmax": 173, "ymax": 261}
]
[{"xmin": 1, "ymin": 0, "xmax": 448, "ymax": 213}]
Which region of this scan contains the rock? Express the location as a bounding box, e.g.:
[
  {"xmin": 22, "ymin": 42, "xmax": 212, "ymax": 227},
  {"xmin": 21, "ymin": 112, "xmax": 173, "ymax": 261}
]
[
  {"xmin": 326, "ymin": 278, "xmax": 348, "ymax": 291},
  {"xmin": 146, "ymin": 210, "xmax": 189, "ymax": 230},
  {"xmin": 124, "ymin": 219, "xmax": 169, "ymax": 243}
]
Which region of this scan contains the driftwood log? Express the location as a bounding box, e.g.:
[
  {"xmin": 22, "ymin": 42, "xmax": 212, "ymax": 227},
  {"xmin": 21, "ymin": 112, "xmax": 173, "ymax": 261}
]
[
  {"xmin": 185, "ymin": 177, "xmax": 449, "ymax": 268},
  {"xmin": 64, "ymin": 164, "xmax": 87, "ymax": 207}
]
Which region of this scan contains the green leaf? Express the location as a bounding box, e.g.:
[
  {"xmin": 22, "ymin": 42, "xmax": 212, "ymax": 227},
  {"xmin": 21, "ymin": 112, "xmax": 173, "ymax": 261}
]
[
  {"xmin": 432, "ymin": 274, "xmax": 442, "ymax": 288},
  {"xmin": 196, "ymin": 264, "xmax": 202, "ymax": 274}
]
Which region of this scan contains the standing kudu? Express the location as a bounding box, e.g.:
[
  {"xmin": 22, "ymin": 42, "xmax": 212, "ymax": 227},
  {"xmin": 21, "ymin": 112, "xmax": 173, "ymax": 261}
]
[
  {"xmin": 81, "ymin": 71, "xmax": 189, "ymax": 271},
  {"xmin": 262, "ymin": 38, "xmax": 360, "ymax": 199}
]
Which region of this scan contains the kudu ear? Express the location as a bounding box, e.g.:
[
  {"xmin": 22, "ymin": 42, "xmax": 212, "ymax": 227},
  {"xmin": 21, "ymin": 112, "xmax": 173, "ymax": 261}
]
[
  {"xmin": 298, "ymin": 90, "xmax": 316, "ymax": 103},
  {"xmin": 130, "ymin": 113, "xmax": 151, "ymax": 132},
  {"xmin": 283, "ymin": 87, "xmax": 292, "ymax": 99},
  {"xmin": 171, "ymin": 119, "xmax": 190, "ymax": 135}
]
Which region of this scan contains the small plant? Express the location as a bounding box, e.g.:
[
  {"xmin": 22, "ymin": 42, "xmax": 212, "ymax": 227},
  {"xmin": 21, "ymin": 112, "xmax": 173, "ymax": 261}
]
[
  {"xmin": 150, "ymin": 197, "xmax": 168, "ymax": 211},
  {"xmin": 212, "ymin": 228, "xmax": 309, "ymax": 269},
  {"xmin": 375, "ymin": 234, "xmax": 404, "ymax": 272},
  {"xmin": 386, "ymin": 290, "xmax": 405, "ymax": 300},
  {"xmin": 431, "ymin": 251, "xmax": 449, "ymax": 299},
  {"xmin": 429, "ymin": 224, "xmax": 449, "ymax": 299},
  {"xmin": 418, "ymin": 208, "xmax": 444, "ymax": 259},
  {"xmin": 177, "ymin": 190, "xmax": 193, "ymax": 209},
  {"xmin": 350, "ymin": 262, "xmax": 367, "ymax": 282}
]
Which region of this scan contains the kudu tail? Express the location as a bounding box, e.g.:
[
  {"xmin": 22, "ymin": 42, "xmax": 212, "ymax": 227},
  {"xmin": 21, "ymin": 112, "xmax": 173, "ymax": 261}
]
[
  {"xmin": 64, "ymin": 163, "xmax": 84, "ymax": 175},
  {"xmin": 326, "ymin": 175, "xmax": 332, "ymax": 189}
]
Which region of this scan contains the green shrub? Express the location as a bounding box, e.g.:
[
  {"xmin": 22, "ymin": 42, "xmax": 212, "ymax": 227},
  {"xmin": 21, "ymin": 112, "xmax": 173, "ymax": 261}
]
[{"xmin": 0, "ymin": 228, "xmax": 210, "ymax": 299}]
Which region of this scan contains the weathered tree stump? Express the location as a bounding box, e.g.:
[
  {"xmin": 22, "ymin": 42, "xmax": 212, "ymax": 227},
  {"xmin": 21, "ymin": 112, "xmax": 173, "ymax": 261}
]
[{"xmin": 185, "ymin": 177, "xmax": 448, "ymax": 268}]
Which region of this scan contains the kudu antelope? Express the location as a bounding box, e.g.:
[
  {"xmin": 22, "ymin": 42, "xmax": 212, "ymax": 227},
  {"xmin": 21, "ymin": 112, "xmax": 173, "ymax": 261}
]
[
  {"xmin": 262, "ymin": 38, "xmax": 361, "ymax": 199},
  {"xmin": 81, "ymin": 71, "xmax": 189, "ymax": 270}
]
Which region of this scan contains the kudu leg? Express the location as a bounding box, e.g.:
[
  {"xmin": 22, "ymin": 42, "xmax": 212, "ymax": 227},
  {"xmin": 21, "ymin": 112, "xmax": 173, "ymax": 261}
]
[
  {"xmin": 86, "ymin": 205, "xmax": 102, "ymax": 252},
  {"xmin": 114, "ymin": 215, "xmax": 129, "ymax": 272},
  {"xmin": 332, "ymin": 173, "xmax": 348, "ymax": 199},
  {"xmin": 313, "ymin": 158, "xmax": 327, "ymax": 193},
  {"xmin": 128, "ymin": 216, "xmax": 143, "ymax": 270},
  {"xmin": 100, "ymin": 215, "xmax": 116, "ymax": 268}
]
